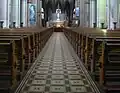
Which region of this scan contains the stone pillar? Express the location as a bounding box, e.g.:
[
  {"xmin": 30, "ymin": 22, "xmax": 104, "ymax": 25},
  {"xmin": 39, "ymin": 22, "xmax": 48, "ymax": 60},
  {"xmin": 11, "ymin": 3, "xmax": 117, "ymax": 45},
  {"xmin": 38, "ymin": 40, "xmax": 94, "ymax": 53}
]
[
  {"xmin": 106, "ymin": 0, "xmax": 118, "ymax": 29},
  {"xmin": 27, "ymin": 1, "xmax": 30, "ymax": 27},
  {"xmin": 110, "ymin": 0, "xmax": 118, "ymax": 29},
  {"xmin": 90, "ymin": 0, "xmax": 95, "ymax": 27},
  {"xmin": 7, "ymin": 0, "xmax": 12, "ymax": 28},
  {"xmin": 97, "ymin": 0, "xmax": 106, "ymax": 28},
  {"xmin": 10, "ymin": 0, "xmax": 20, "ymax": 27},
  {"xmin": 118, "ymin": 1, "xmax": 120, "ymax": 28},
  {"xmin": 18, "ymin": 0, "xmax": 20, "ymax": 27},
  {"xmin": 36, "ymin": 0, "xmax": 42, "ymax": 27},
  {"xmin": 21, "ymin": 0, "xmax": 27, "ymax": 27},
  {"xmin": 84, "ymin": 1, "xmax": 88, "ymax": 27},
  {"xmin": 80, "ymin": 0, "xmax": 85, "ymax": 26},
  {"xmin": 76, "ymin": 0, "xmax": 91, "ymax": 27},
  {"xmin": 0, "ymin": 0, "xmax": 8, "ymax": 28},
  {"xmin": 106, "ymin": 0, "xmax": 110, "ymax": 29},
  {"xmin": 84, "ymin": 0, "xmax": 90, "ymax": 27},
  {"xmin": 40, "ymin": 0, "xmax": 42, "ymax": 26}
]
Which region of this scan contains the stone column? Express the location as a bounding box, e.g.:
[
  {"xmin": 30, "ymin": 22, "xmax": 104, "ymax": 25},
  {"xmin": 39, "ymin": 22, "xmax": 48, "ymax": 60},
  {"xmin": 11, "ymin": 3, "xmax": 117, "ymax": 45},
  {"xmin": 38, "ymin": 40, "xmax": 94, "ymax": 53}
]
[
  {"xmin": 90, "ymin": 0, "xmax": 95, "ymax": 27},
  {"xmin": 110, "ymin": 0, "xmax": 118, "ymax": 29},
  {"xmin": 106, "ymin": 0, "xmax": 110, "ymax": 29},
  {"xmin": 20, "ymin": 0, "xmax": 27, "ymax": 27},
  {"xmin": 26, "ymin": 0, "xmax": 31, "ymax": 27},
  {"xmin": 106, "ymin": 0, "xmax": 118, "ymax": 29},
  {"xmin": 36, "ymin": 0, "xmax": 42, "ymax": 27},
  {"xmin": 7, "ymin": 0, "xmax": 12, "ymax": 28},
  {"xmin": 84, "ymin": 0, "xmax": 90, "ymax": 27},
  {"xmin": 0, "ymin": 0, "xmax": 8, "ymax": 28},
  {"xmin": 36, "ymin": 0, "xmax": 40, "ymax": 26},
  {"xmin": 80, "ymin": 0, "xmax": 85, "ymax": 26},
  {"xmin": 118, "ymin": 1, "xmax": 120, "ymax": 28},
  {"xmin": 10, "ymin": 0, "xmax": 20, "ymax": 27},
  {"xmin": 18, "ymin": 0, "xmax": 20, "ymax": 27},
  {"xmin": 40, "ymin": 0, "xmax": 42, "ymax": 26},
  {"xmin": 97, "ymin": 0, "xmax": 106, "ymax": 28}
]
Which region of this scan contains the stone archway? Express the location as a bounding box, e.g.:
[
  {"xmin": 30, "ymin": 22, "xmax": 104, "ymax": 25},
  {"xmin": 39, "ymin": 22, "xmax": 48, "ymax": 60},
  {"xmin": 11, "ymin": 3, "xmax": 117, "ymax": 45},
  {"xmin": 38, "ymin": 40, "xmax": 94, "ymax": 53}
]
[
  {"xmin": 45, "ymin": 1, "xmax": 53, "ymax": 21},
  {"xmin": 55, "ymin": 0, "xmax": 64, "ymax": 13},
  {"xmin": 43, "ymin": 0, "xmax": 75, "ymax": 26},
  {"xmin": 64, "ymin": 0, "xmax": 70, "ymax": 21}
]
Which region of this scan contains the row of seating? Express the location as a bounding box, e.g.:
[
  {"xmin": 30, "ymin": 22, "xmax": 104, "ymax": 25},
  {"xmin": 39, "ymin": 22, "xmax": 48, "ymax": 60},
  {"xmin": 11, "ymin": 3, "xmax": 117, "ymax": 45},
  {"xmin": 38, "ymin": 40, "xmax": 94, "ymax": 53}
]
[
  {"xmin": 63, "ymin": 27, "xmax": 120, "ymax": 93},
  {"xmin": 0, "ymin": 27, "xmax": 53, "ymax": 93}
]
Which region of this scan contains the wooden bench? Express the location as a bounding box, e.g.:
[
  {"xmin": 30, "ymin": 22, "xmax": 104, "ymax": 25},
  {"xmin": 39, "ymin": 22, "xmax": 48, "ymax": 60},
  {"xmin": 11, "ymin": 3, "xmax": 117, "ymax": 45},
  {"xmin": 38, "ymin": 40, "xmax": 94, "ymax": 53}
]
[
  {"xmin": 0, "ymin": 27, "xmax": 53, "ymax": 93},
  {"xmin": 0, "ymin": 39, "xmax": 23, "ymax": 92},
  {"xmin": 63, "ymin": 27, "xmax": 120, "ymax": 92}
]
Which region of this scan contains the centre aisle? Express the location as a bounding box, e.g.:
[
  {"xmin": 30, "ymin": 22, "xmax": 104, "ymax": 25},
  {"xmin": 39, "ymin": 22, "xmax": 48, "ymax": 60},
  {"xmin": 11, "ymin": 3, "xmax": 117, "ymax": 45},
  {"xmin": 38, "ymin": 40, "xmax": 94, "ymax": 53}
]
[{"xmin": 18, "ymin": 32, "xmax": 101, "ymax": 93}]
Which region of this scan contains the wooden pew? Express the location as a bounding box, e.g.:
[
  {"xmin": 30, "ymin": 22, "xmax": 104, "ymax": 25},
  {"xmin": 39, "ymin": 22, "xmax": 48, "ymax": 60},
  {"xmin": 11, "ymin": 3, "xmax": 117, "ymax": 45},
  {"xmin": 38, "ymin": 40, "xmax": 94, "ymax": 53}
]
[
  {"xmin": 63, "ymin": 27, "xmax": 120, "ymax": 92},
  {"xmin": 0, "ymin": 35, "xmax": 33, "ymax": 93},
  {"xmin": 0, "ymin": 39, "xmax": 22, "ymax": 92},
  {"xmin": 0, "ymin": 27, "xmax": 53, "ymax": 93}
]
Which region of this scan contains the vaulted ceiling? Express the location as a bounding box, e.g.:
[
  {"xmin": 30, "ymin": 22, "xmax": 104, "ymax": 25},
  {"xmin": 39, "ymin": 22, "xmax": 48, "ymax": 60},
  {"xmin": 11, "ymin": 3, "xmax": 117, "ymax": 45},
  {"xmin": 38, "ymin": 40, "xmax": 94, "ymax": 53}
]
[
  {"xmin": 43, "ymin": 0, "xmax": 74, "ymax": 12},
  {"xmin": 43, "ymin": 0, "xmax": 75, "ymax": 22}
]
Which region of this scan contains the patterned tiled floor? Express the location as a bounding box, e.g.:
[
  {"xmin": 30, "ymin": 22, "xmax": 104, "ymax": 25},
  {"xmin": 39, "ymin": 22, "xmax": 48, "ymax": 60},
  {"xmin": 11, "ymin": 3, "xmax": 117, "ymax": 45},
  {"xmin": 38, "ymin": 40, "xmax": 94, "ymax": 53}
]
[{"xmin": 20, "ymin": 32, "xmax": 99, "ymax": 93}]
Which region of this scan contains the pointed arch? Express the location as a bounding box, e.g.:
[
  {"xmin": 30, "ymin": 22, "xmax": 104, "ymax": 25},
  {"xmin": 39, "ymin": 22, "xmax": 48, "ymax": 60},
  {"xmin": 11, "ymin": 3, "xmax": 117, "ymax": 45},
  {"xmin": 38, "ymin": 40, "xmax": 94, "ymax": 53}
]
[
  {"xmin": 64, "ymin": 0, "xmax": 70, "ymax": 24},
  {"xmin": 46, "ymin": 0, "xmax": 53, "ymax": 21},
  {"xmin": 55, "ymin": 0, "xmax": 64, "ymax": 12},
  {"xmin": 64, "ymin": 0, "xmax": 70, "ymax": 16},
  {"xmin": 46, "ymin": 0, "xmax": 52, "ymax": 10}
]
